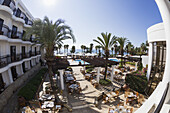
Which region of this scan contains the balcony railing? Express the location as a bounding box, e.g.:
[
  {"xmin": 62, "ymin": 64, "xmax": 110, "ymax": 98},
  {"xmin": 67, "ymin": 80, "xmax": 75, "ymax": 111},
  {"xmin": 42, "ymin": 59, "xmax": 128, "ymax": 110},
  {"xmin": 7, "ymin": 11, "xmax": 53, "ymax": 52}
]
[
  {"xmin": 0, "ymin": 55, "xmax": 11, "ymax": 68},
  {"xmin": 22, "ymin": 52, "xmax": 31, "ymax": 59},
  {"xmin": 27, "ymin": 20, "xmax": 33, "ymax": 26},
  {"xmin": 31, "ymin": 52, "xmax": 36, "ymax": 56},
  {"xmin": 0, "ymin": 51, "xmax": 40, "ymax": 69},
  {"xmin": 11, "ymin": 31, "xmax": 23, "ymax": 39},
  {"xmin": 0, "ymin": 0, "xmax": 16, "ymax": 13},
  {"xmin": 0, "ymin": 24, "xmax": 10, "ymax": 37},
  {"xmin": 36, "ymin": 51, "xmax": 41, "ymax": 55}
]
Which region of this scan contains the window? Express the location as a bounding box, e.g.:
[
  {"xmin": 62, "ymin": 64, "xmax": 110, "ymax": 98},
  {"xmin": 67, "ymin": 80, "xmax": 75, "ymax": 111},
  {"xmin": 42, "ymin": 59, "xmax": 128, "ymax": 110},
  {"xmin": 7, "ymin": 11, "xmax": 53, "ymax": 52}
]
[
  {"xmin": 0, "ymin": 18, "xmax": 4, "ymax": 31},
  {"xmin": 2, "ymin": 0, "xmax": 11, "ymax": 7},
  {"xmin": 15, "ymin": 8, "xmax": 21, "ymax": 17},
  {"xmin": 22, "ymin": 30, "xmax": 25, "ymax": 38},
  {"xmin": 11, "ymin": 25, "xmax": 17, "ymax": 36},
  {"xmin": 25, "ymin": 16, "xmax": 28, "ymax": 24}
]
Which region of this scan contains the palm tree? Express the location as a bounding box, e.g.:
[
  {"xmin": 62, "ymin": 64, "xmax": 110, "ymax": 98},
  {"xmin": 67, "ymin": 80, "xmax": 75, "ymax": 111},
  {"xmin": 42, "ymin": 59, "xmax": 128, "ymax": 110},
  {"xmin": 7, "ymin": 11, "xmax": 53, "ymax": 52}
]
[
  {"xmin": 70, "ymin": 46, "xmax": 75, "ymax": 54},
  {"xmin": 90, "ymin": 43, "xmax": 93, "ymax": 53},
  {"xmin": 58, "ymin": 44, "xmax": 62, "ymax": 54},
  {"xmin": 66, "ymin": 44, "xmax": 69, "ymax": 54},
  {"xmin": 81, "ymin": 45, "xmax": 85, "ymax": 53},
  {"xmin": 93, "ymin": 32, "xmax": 116, "ymax": 79},
  {"xmin": 64, "ymin": 45, "xmax": 67, "ymax": 54},
  {"xmin": 126, "ymin": 42, "xmax": 133, "ymax": 55},
  {"xmin": 111, "ymin": 47, "xmax": 114, "ymax": 56},
  {"xmin": 116, "ymin": 37, "xmax": 128, "ymax": 66},
  {"xmin": 95, "ymin": 45, "xmax": 98, "ymax": 54},
  {"xmin": 25, "ymin": 16, "xmax": 75, "ymax": 87},
  {"xmin": 114, "ymin": 44, "xmax": 118, "ymax": 57}
]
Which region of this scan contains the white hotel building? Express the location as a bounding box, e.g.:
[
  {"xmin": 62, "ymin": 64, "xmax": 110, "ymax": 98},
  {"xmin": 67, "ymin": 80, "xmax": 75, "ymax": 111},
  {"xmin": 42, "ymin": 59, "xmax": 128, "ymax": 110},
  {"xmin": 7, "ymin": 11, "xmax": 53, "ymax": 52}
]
[
  {"xmin": 0, "ymin": 0, "xmax": 41, "ymax": 93},
  {"xmin": 136, "ymin": 0, "xmax": 170, "ymax": 112}
]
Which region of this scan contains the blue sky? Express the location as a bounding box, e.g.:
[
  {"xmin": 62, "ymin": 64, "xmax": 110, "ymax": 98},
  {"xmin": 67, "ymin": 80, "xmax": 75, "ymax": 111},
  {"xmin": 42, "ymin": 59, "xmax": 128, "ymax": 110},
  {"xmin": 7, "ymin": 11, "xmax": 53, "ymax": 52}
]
[{"xmin": 22, "ymin": 0, "xmax": 162, "ymax": 49}]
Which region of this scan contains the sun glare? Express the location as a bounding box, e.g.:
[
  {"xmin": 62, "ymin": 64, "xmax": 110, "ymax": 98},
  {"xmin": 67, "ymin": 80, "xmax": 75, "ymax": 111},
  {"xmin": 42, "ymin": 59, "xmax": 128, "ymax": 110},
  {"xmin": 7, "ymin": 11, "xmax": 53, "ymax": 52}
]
[{"xmin": 43, "ymin": 0, "xmax": 56, "ymax": 6}]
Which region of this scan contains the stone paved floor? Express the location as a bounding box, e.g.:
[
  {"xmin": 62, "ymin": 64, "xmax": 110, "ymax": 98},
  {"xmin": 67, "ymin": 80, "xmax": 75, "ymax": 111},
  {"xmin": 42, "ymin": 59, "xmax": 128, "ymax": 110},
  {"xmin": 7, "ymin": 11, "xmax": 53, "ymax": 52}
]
[
  {"xmin": 59, "ymin": 66, "xmax": 121, "ymax": 113},
  {"xmin": 59, "ymin": 66, "xmax": 139, "ymax": 113}
]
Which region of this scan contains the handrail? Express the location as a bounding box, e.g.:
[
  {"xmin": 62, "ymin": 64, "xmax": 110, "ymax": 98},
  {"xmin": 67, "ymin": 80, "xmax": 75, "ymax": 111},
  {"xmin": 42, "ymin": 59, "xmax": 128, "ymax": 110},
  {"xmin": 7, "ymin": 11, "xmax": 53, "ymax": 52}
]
[{"xmin": 154, "ymin": 82, "xmax": 169, "ymax": 113}]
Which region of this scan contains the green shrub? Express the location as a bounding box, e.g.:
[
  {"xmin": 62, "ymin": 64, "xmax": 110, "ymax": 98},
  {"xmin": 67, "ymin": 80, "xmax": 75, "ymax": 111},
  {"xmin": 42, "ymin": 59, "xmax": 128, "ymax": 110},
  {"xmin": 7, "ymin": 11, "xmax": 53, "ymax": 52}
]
[
  {"xmin": 99, "ymin": 79, "xmax": 111, "ymax": 86},
  {"xmin": 125, "ymin": 74, "xmax": 147, "ymax": 94},
  {"xmin": 126, "ymin": 62, "xmax": 135, "ymax": 66},
  {"xmin": 86, "ymin": 68, "xmax": 93, "ymax": 73},
  {"xmin": 18, "ymin": 68, "xmax": 47, "ymax": 100}
]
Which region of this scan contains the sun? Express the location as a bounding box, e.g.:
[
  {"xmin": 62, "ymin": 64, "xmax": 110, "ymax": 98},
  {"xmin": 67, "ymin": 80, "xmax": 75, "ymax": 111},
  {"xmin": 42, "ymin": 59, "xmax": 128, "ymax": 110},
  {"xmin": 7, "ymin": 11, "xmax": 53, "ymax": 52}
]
[{"xmin": 43, "ymin": 0, "xmax": 56, "ymax": 6}]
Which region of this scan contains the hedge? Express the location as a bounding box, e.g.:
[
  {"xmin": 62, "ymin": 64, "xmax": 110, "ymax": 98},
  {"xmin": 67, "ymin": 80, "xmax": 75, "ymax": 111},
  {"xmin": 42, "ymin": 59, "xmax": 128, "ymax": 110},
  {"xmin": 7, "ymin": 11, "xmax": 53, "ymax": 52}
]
[
  {"xmin": 99, "ymin": 79, "xmax": 111, "ymax": 86},
  {"xmin": 18, "ymin": 68, "xmax": 47, "ymax": 100},
  {"xmin": 125, "ymin": 74, "xmax": 147, "ymax": 94}
]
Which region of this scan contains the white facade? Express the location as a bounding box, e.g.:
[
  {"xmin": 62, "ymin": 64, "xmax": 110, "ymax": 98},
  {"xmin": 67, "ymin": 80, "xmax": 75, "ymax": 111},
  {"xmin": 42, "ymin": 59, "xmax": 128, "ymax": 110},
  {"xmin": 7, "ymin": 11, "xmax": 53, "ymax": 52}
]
[
  {"xmin": 136, "ymin": 0, "xmax": 170, "ymax": 112},
  {"xmin": 0, "ymin": 0, "xmax": 41, "ymax": 90}
]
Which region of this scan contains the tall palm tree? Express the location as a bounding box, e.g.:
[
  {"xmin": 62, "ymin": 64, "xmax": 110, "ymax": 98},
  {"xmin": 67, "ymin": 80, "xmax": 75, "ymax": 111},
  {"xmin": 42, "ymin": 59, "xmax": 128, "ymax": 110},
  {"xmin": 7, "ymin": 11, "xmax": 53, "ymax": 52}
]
[
  {"xmin": 58, "ymin": 44, "xmax": 62, "ymax": 54},
  {"xmin": 90, "ymin": 43, "xmax": 93, "ymax": 53},
  {"xmin": 93, "ymin": 32, "xmax": 116, "ymax": 79},
  {"xmin": 64, "ymin": 45, "xmax": 67, "ymax": 54},
  {"xmin": 114, "ymin": 44, "xmax": 118, "ymax": 57},
  {"xmin": 81, "ymin": 45, "xmax": 85, "ymax": 53},
  {"xmin": 95, "ymin": 45, "xmax": 98, "ymax": 54},
  {"xmin": 126, "ymin": 42, "xmax": 133, "ymax": 55},
  {"xmin": 25, "ymin": 16, "xmax": 75, "ymax": 86},
  {"xmin": 70, "ymin": 46, "xmax": 75, "ymax": 54},
  {"xmin": 111, "ymin": 47, "xmax": 114, "ymax": 56},
  {"xmin": 116, "ymin": 37, "xmax": 128, "ymax": 66},
  {"xmin": 66, "ymin": 44, "xmax": 69, "ymax": 54}
]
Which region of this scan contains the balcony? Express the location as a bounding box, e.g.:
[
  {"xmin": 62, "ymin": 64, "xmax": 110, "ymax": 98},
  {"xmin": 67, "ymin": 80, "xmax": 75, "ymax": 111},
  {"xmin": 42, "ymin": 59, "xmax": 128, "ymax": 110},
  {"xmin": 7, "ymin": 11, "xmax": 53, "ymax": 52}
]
[
  {"xmin": 0, "ymin": 55, "xmax": 11, "ymax": 68},
  {"xmin": 22, "ymin": 52, "xmax": 31, "ymax": 59},
  {"xmin": 11, "ymin": 31, "xmax": 23, "ymax": 39},
  {"xmin": 0, "ymin": 24, "xmax": 10, "ymax": 37},
  {"xmin": 0, "ymin": 0, "xmax": 16, "ymax": 14},
  {"xmin": 36, "ymin": 51, "xmax": 41, "ymax": 55}
]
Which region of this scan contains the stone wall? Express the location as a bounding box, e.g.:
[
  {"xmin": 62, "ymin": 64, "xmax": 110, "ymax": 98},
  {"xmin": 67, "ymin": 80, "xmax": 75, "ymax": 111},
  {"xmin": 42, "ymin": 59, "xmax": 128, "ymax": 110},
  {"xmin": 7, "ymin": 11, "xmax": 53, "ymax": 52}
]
[{"xmin": 0, "ymin": 64, "xmax": 41, "ymax": 111}]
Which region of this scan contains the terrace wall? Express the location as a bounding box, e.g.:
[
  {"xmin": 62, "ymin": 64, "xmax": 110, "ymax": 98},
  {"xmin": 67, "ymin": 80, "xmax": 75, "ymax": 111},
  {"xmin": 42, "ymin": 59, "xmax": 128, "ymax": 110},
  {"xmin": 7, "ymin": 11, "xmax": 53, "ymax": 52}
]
[{"xmin": 0, "ymin": 63, "xmax": 41, "ymax": 111}]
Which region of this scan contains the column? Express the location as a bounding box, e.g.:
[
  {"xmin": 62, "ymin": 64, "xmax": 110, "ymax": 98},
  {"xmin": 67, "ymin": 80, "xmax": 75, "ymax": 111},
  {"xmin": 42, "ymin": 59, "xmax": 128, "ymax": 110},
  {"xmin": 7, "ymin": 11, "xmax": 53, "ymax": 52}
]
[
  {"xmin": 59, "ymin": 70, "xmax": 64, "ymax": 90},
  {"xmin": 111, "ymin": 65, "xmax": 115, "ymax": 81},
  {"xmin": 147, "ymin": 43, "xmax": 153, "ymax": 80},
  {"xmin": 20, "ymin": 64, "xmax": 24, "ymax": 74},
  {"xmin": 135, "ymin": 62, "xmax": 138, "ymax": 71},
  {"xmin": 8, "ymin": 69, "xmax": 13, "ymax": 84},
  {"xmin": 97, "ymin": 67, "xmax": 101, "ymax": 83}
]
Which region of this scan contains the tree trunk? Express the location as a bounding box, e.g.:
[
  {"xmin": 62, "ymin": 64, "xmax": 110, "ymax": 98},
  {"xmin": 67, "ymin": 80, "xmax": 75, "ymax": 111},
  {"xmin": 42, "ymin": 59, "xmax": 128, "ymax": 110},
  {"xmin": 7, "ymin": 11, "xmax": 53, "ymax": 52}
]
[{"xmin": 104, "ymin": 50, "xmax": 109, "ymax": 80}]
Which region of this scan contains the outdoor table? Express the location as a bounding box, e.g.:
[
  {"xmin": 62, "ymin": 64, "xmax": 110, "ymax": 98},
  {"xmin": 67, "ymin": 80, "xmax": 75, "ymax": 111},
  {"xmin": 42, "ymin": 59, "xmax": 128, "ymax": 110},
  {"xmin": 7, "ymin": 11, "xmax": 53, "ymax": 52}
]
[
  {"xmin": 128, "ymin": 92, "xmax": 136, "ymax": 98},
  {"xmin": 56, "ymin": 105, "xmax": 61, "ymax": 110},
  {"xmin": 69, "ymin": 84, "xmax": 79, "ymax": 89},
  {"xmin": 91, "ymin": 79, "xmax": 97, "ymax": 84},
  {"xmin": 66, "ymin": 77, "xmax": 74, "ymax": 81},
  {"xmin": 41, "ymin": 94, "xmax": 54, "ymax": 100},
  {"xmin": 109, "ymin": 106, "xmax": 131, "ymax": 113},
  {"xmin": 65, "ymin": 71, "xmax": 71, "ymax": 74},
  {"xmin": 85, "ymin": 73, "xmax": 91, "ymax": 77},
  {"xmin": 65, "ymin": 74, "xmax": 73, "ymax": 77},
  {"xmin": 41, "ymin": 101, "xmax": 54, "ymax": 108}
]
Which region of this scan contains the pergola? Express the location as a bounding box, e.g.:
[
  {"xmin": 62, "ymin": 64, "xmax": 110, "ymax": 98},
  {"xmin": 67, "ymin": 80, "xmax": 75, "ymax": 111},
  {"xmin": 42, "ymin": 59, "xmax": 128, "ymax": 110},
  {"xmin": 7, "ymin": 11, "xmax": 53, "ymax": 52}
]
[{"xmin": 81, "ymin": 57, "xmax": 119, "ymax": 82}]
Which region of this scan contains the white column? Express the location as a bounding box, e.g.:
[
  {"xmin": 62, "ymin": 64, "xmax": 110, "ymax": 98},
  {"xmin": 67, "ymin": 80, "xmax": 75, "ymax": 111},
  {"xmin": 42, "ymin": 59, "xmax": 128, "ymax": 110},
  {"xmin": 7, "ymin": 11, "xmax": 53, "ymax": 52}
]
[
  {"xmin": 16, "ymin": 65, "xmax": 22, "ymax": 76},
  {"xmin": 111, "ymin": 65, "xmax": 115, "ymax": 81},
  {"xmin": 83, "ymin": 66, "xmax": 86, "ymax": 73},
  {"xmin": 8, "ymin": 69, "xmax": 13, "ymax": 84},
  {"xmin": 147, "ymin": 43, "xmax": 153, "ymax": 80},
  {"xmin": 20, "ymin": 64, "xmax": 24, "ymax": 74},
  {"xmin": 97, "ymin": 67, "xmax": 101, "ymax": 83},
  {"xmin": 59, "ymin": 70, "xmax": 64, "ymax": 90},
  {"xmin": 28, "ymin": 61, "xmax": 31, "ymax": 69},
  {"xmin": 135, "ymin": 62, "xmax": 138, "ymax": 71}
]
